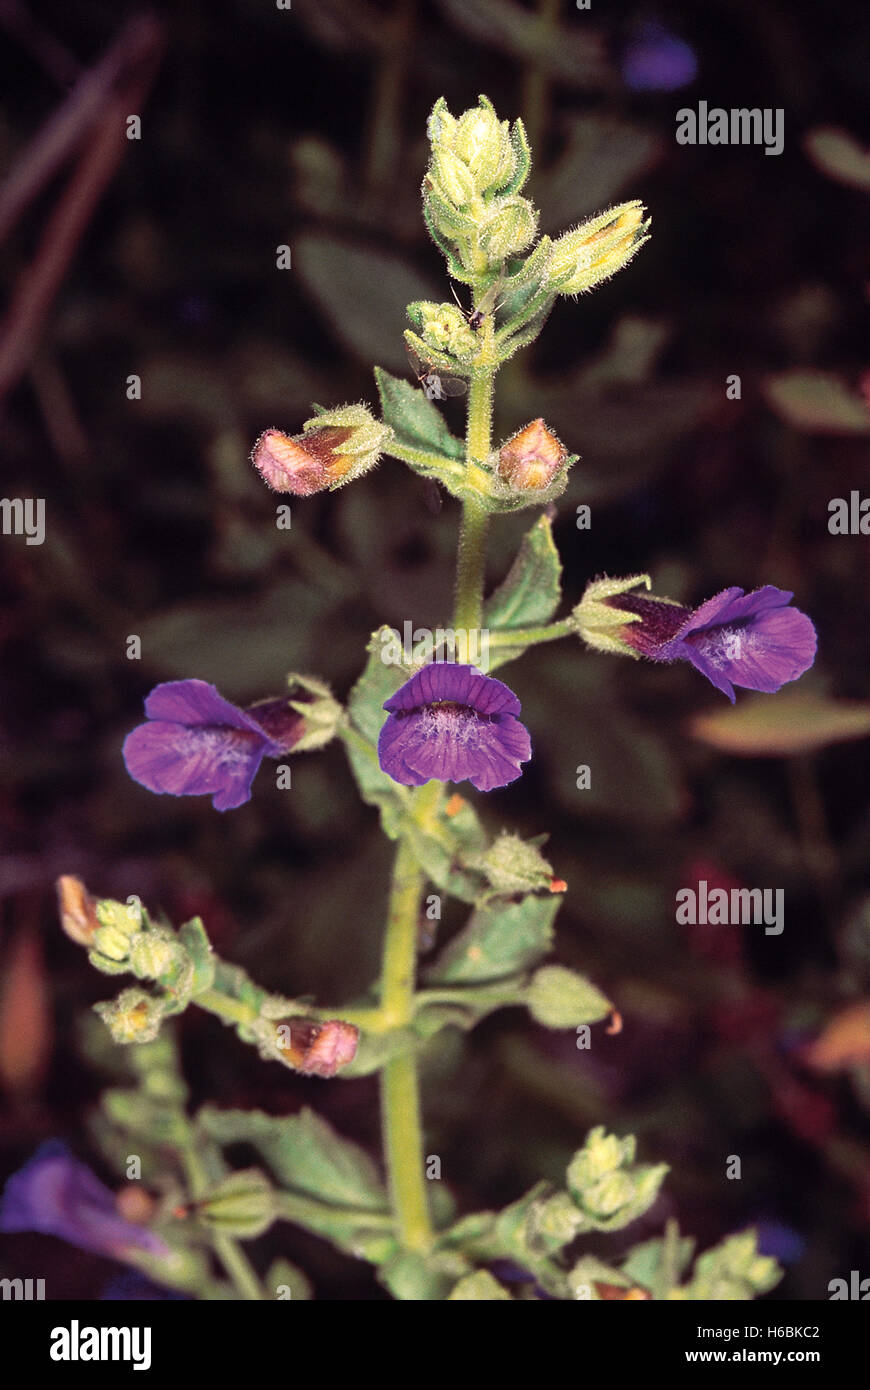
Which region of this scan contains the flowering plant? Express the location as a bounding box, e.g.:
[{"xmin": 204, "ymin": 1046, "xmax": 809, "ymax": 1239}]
[{"xmin": 16, "ymin": 97, "xmax": 816, "ymax": 1301}]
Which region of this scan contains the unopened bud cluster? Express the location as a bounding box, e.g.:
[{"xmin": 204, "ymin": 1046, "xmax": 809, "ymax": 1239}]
[
  {"xmin": 424, "ymin": 96, "xmax": 535, "ymax": 280},
  {"xmin": 566, "ymin": 1126, "xmax": 668, "ymax": 1232}
]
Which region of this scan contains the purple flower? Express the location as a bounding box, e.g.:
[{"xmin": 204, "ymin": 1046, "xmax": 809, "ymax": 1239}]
[
  {"xmin": 123, "ymin": 680, "xmax": 302, "ymax": 811},
  {"xmin": 610, "ymin": 585, "xmax": 817, "ymax": 702},
  {"xmin": 0, "ymin": 1142, "xmax": 169, "ymax": 1260},
  {"xmin": 621, "ymin": 22, "xmax": 698, "ymax": 92},
  {"xmin": 378, "ymin": 663, "xmax": 532, "ymax": 792}
]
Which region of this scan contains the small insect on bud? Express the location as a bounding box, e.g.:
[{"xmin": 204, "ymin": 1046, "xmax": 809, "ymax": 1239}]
[
  {"xmin": 56, "ymin": 875, "xmax": 100, "ymax": 947},
  {"xmin": 276, "ymin": 1018, "xmax": 359, "ymax": 1078},
  {"xmin": 497, "ymin": 419, "xmax": 567, "ymax": 491}
]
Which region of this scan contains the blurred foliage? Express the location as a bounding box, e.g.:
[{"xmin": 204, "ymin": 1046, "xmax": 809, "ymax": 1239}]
[{"xmin": 2, "ymin": 0, "xmax": 870, "ymax": 1300}]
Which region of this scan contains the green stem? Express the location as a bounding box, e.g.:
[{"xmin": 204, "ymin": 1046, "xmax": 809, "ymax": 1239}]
[
  {"xmin": 380, "ymin": 837, "xmax": 426, "ymax": 1027},
  {"xmin": 180, "ymin": 1141, "xmax": 264, "ymax": 1301},
  {"xmin": 274, "ymin": 1192, "xmax": 393, "ymax": 1229},
  {"xmin": 488, "ymin": 618, "xmax": 574, "ymax": 648},
  {"xmin": 381, "ymin": 1051, "xmax": 431, "ymax": 1251},
  {"xmin": 211, "ymin": 1233, "xmax": 265, "ymax": 1301},
  {"xmin": 378, "ymin": 827, "xmax": 435, "ymax": 1250},
  {"xmin": 454, "ymin": 371, "xmax": 494, "ymax": 631}
]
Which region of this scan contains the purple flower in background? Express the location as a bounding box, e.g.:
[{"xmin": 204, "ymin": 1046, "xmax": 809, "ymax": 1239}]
[
  {"xmin": 378, "ymin": 663, "xmax": 531, "ymax": 792},
  {"xmin": 0, "ymin": 1142, "xmax": 169, "ymax": 1260},
  {"xmin": 621, "ymin": 21, "xmax": 698, "ymax": 92},
  {"xmin": 123, "ymin": 679, "xmax": 302, "ymax": 811},
  {"xmin": 610, "ymin": 585, "xmax": 817, "ymax": 702}
]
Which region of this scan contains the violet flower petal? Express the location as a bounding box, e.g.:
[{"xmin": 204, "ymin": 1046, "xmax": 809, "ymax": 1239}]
[
  {"xmin": 378, "ymin": 663, "xmax": 531, "ymax": 791},
  {"xmin": 0, "ymin": 1142, "xmax": 169, "ymax": 1260}
]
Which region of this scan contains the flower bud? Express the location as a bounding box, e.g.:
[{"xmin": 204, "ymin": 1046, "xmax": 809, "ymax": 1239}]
[
  {"xmin": 497, "ymin": 419, "xmax": 567, "ymax": 491},
  {"xmin": 566, "ymin": 1126, "xmax": 668, "ymax": 1232},
  {"xmin": 197, "ymin": 1169, "xmax": 276, "ymax": 1239},
  {"xmin": 572, "ymin": 573, "xmax": 658, "ymax": 656},
  {"xmin": 406, "ymin": 301, "xmax": 477, "ymax": 360},
  {"xmin": 527, "ymin": 965, "xmax": 612, "ymax": 1029},
  {"xmin": 92, "ymin": 897, "xmax": 145, "ymax": 963},
  {"xmin": 56, "ymin": 875, "xmax": 99, "ymax": 947},
  {"xmin": 430, "ymin": 145, "xmax": 478, "ymax": 207},
  {"xmin": 274, "ymin": 1017, "xmax": 359, "ymax": 1077},
  {"xmin": 427, "ymin": 96, "xmax": 525, "ymax": 202},
  {"xmin": 251, "ymin": 405, "xmax": 390, "ymax": 496},
  {"xmin": 93, "ymin": 987, "xmax": 165, "ymax": 1044},
  {"xmin": 128, "ymin": 930, "xmax": 184, "ymax": 982},
  {"xmin": 478, "ymin": 196, "xmax": 537, "ymax": 262},
  {"xmin": 547, "ymin": 201, "xmax": 650, "ymax": 295}
]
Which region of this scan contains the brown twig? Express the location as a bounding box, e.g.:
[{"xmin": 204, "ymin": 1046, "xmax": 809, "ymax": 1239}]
[
  {"xmin": 0, "ymin": 16, "xmax": 164, "ymax": 407},
  {"xmin": 0, "ymin": 13, "xmax": 163, "ymax": 244}
]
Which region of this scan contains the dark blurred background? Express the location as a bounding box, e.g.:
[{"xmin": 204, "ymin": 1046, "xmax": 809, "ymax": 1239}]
[{"xmin": 1, "ymin": 0, "xmax": 870, "ymax": 1300}]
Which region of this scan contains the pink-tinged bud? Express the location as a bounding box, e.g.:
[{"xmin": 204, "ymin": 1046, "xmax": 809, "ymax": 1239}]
[
  {"xmin": 497, "ymin": 419, "xmax": 567, "ymax": 491},
  {"xmin": 251, "ymin": 426, "xmax": 355, "ymax": 495},
  {"xmin": 276, "ymin": 1018, "xmax": 359, "ymax": 1078},
  {"xmin": 56, "ymin": 875, "xmax": 99, "ymax": 947}
]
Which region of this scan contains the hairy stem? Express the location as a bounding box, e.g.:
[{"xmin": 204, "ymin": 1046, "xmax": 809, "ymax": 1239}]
[
  {"xmin": 379, "ymin": 830, "xmax": 434, "ymax": 1249},
  {"xmin": 454, "ymin": 370, "xmax": 494, "ymax": 631}
]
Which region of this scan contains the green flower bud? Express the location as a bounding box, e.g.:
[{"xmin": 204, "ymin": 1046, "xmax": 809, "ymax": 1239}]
[
  {"xmin": 532, "ymin": 1191, "xmax": 585, "ymax": 1249},
  {"xmin": 584, "ymin": 1171, "xmax": 635, "ymax": 1218},
  {"xmin": 527, "ymin": 965, "xmax": 612, "ymax": 1028},
  {"xmin": 566, "ymin": 1126, "xmax": 668, "ymax": 1232},
  {"xmin": 548, "ymin": 201, "xmax": 650, "ymax": 295},
  {"xmin": 430, "ymin": 146, "xmax": 477, "ymax": 208},
  {"xmin": 571, "ymin": 573, "xmax": 653, "ymax": 657},
  {"xmin": 453, "ymin": 105, "xmax": 514, "ymax": 193},
  {"xmin": 427, "ymin": 96, "xmax": 525, "ymax": 203},
  {"xmin": 406, "ymin": 301, "xmax": 478, "ymax": 360},
  {"xmin": 197, "ymin": 1169, "xmax": 276, "ymax": 1239},
  {"xmin": 478, "ymin": 196, "xmax": 537, "ymax": 262},
  {"xmin": 92, "ymin": 925, "xmax": 135, "ymax": 963},
  {"xmin": 128, "ymin": 930, "xmax": 184, "ymax": 982},
  {"xmin": 93, "ymin": 987, "xmax": 165, "ymax": 1045}
]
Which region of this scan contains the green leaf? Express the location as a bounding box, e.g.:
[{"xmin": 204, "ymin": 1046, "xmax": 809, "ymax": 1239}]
[
  {"xmin": 804, "ymin": 126, "xmax": 870, "ymax": 191},
  {"xmin": 448, "ymin": 1270, "xmax": 514, "ymax": 1300},
  {"xmin": 138, "ymin": 581, "xmax": 323, "ymax": 700},
  {"xmin": 484, "ymin": 515, "xmax": 562, "ymax": 669},
  {"xmin": 265, "ymin": 1258, "xmax": 312, "ymax": 1301},
  {"xmin": 178, "ymin": 917, "xmax": 216, "ymax": 996},
  {"xmin": 348, "ymin": 627, "xmax": 409, "ymax": 743},
  {"xmin": 375, "ymin": 367, "xmax": 464, "ymax": 463},
  {"xmin": 763, "ymin": 369, "xmax": 870, "ymax": 435},
  {"xmin": 427, "ymin": 894, "xmax": 560, "ymax": 984},
  {"xmin": 197, "ymin": 1105, "xmax": 389, "ymax": 1211},
  {"xmin": 294, "ymin": 235, "xmax": 441, "ymax": 374},
  {"xmin": 689, "ymin": 691, "xmax": 870, "ymax": 756},
  {"xmin": 380, "ymin": 1250, "xmax": 469, "ymax": 1302},
  {"xmin": 621, "ymin": 1235, "xmax": 695, "ymax": 1291},
  {"xmin": 538, "ymin": 115, "xmax": 664, "ymax": 231},
  {"xmin": 568, "ymin": 1255, "xmax": 635, "ymax": 1300},
  {"xmin": 526, "ymin": 965, "xmax": 611, "ymax": 1028}
]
